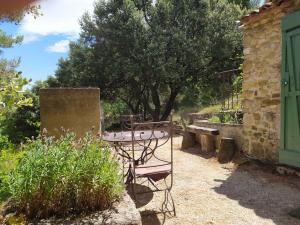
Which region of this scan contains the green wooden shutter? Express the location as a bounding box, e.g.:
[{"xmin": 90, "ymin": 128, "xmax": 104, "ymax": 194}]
[{"xmin": 280, "ymin": 10, "xmax": 300, "ymax": 167}]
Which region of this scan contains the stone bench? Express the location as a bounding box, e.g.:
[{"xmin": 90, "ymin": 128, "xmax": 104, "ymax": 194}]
[{"xmin": 182, "ymin": 125, "xmax": 219, "ymax": 151}]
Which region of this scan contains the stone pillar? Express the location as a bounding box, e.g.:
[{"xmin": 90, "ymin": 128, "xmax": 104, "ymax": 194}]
[{"xmin": 40, "ymin": 88, "xmax": 101, "ymax": 138}]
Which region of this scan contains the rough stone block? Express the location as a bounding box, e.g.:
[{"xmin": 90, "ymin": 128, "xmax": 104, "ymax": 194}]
[
  {"xmin": 218, "ymin": 137, "xmax": 236, "ymax": 163},
  {"xmin": 181, "ymin": 131, "xmax": 196, "ymax": 149},
  {"xmin": 200, "ymin": 134, "xmax": 216, "ymax": 152}
]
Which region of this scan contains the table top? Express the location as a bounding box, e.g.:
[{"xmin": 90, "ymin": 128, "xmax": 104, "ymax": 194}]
[{"xmin": 102, "ymin": 130, "xmax": 168, "ymax": 142}]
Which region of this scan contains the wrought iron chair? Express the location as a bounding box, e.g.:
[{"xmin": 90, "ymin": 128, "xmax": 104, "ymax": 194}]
[{"xmin": 126, "ymin": 115, "xmax": 175, "ymax": 215}]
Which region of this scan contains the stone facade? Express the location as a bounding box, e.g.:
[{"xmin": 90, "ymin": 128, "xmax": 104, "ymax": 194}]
[
  {"xmin": 241, "ymin": 0, "xmax": 300, "ymax": 161},
  {"xmin": 40, "ymin": 88, "xmax": 101, "ymax": 138}
]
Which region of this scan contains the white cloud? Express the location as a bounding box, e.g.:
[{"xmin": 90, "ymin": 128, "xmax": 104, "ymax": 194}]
[
  {"xmin": 47, "ymin": 39, "xmax": 70, "ymax": 53},
  {"xmin": 19, "ymin": 0, "xmax": 95, "ymax": 42},
  {"xmin": 22, "ymin": 34, "xmax": 40, "ymax": 44}
]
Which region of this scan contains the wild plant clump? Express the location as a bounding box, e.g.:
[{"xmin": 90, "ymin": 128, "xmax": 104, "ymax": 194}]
[{"xmin": 7, "ymin": 133, "xmax": 123, "ymax": 219}]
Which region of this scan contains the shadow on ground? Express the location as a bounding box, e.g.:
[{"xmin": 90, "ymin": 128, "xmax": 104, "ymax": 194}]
[
  {"xmin": 127, "ymin": 184, "xmax": 154, "ymax": 208},
  {"xmin": 127, "ymin": 183, "xmax": 175, "ymax": 224},
  {"xmin": 213, "ymin": 161, "xmax": 300, "ymax": 225},
  {"xmin": 141, "ymin": 210, "xmax": 162, "ymax": 225},
  {"xmin": 180, "ymin": 145, "xmax": 216, "ymax": 159}
]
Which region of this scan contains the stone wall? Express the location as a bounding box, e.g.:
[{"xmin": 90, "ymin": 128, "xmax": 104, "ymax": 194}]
[
  {"xmin": 241, "ymin": 0, "xmax": 300, "ymax": 161},
  {"xmin": 195, "ymin": 120, "xmax": 244, "ymax": 151},
  {"xmin": 40, "ymin": 88, "xmax": 101, "ymax": 138}
]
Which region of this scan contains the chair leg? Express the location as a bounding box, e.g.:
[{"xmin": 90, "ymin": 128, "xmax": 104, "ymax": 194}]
[
  {"xmin": 161, "ymin": 189, "xmax": 176, "ymax": 216},
  {"xmin": 132, "ymin": 180, "xmax": 137, "ymax": 201},
  {"xmin": 161, "ymin": 179, "xmax": 176, "ymax": 216},
  {"xmin": 125, "ymin": 166, "xmax": 133, "ymax": 184},
  {"xmin": 147, "ymin": 177, "xmax": 160, "ymax": 191},
  {"xmin": 122, "ymin": 157, "xmax": 125, "ymax": 183}
]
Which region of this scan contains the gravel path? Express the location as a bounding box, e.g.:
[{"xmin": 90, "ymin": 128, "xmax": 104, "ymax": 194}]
[{"xmin": 135, "ymin": 136, "xmax": 300, "ymax": 225}]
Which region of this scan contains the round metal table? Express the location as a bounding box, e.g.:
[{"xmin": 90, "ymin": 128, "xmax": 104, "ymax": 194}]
[
  {"xmin": 102, "ymin": 130, "xmax": 170, "ymax": 183},
  {"xmin": 102, "ymin": 130, "xmax": 168, "ymax": 142}
]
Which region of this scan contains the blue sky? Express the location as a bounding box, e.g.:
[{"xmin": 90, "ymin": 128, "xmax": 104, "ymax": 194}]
[{"xmin": 1, "ymin": 0, "xmax": 95, "ymax": 83}]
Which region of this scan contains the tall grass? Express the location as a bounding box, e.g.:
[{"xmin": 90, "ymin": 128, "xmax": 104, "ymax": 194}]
[{"xmin": 6, "ymin": 133, "xmax": 123, "ymax": 219}]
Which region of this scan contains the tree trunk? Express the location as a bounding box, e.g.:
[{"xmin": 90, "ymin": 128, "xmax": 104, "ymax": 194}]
[
  {"xmin": 150, "ymin": 85, "xmax": 161, "ymax": 121},
  {"xmin": 160, "ymin": 88, "xmax": 179, "ymax": 121}
]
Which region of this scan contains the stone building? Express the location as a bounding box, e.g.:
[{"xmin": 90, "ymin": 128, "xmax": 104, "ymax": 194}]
[{"xmin": 241, "ymin": 0, "xmax": 300, "ymax": 167}]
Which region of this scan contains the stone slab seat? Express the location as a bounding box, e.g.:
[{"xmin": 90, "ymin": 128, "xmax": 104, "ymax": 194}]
[
  {"xmin": 186, "ymin": 125, "xmax": 219, "ymax": 135},
  {"xmin": 133, "ymin": 161, "xmax": 171, "ymax": 182}
]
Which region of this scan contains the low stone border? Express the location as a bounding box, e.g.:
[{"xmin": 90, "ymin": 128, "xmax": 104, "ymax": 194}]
[
  {"xmin": 187, "ymin": 113, "xmax": 211, "ymax": 124},
  {"xmin": 3, "ymin": 193, "xmax": 141, "ymax": 225}
]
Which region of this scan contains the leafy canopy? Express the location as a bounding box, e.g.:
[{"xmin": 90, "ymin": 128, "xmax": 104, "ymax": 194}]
[{"xmin": 50, "ymin": 0, "xmax": 243, "ymax": 120}]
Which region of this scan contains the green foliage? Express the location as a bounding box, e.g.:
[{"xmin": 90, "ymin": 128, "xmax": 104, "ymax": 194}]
[
  {"xmin": 30, "ymin": 80, "xmax": 49, "ymax": 95},
  {"xmin": 228, "ymin": 0, "xmax": 260, "ymax": 10},
  {"xmin": 0, "ymin": 0, "xmax": 42, "ymax": 128},
  {"xmin": 208, "ymin": 110, "xmax": 243, "ymax": 124},
  {"xmin": 0, "ymin": 0, "xmax": 40, "ymax": 146},
  {"xmin": 217, "ymin": 111, "xmax": 236, "ymax": 123},
  {"xmin": 233, "ymin": 64, "xmax": 243, "ymax": 94},
  {"xmin": 6, "ymin": 133, "xmax": 123, "ymax": 218},
  {"xmin": 103, "ymin": 99, "xmax": 128, "ymax": 130},
  {"xmin": 0, "ymin": 135, "xmax": 11, "ymax": 150},
  {"xmin": 0, "ymin": 60, "xmax": 32, "ymax": 120},
  {"xmin": 208, "ymin": 116, "xmax": 221, "ymax": 123},
  {"xmin": 0, "ymin": 62, "xmax": 35, "ymax": 144},
  {"xmin": 1, "ymin": 90, "xmax": 40, "ymax": 144},
  {"xmin": 199, "ymin": 104, "xmax": 222, "ymax": 115},
  {"xmin": 0, "ymin": 148, "xmax": 25, "ymax": 202},
  {"xmin": 50, "ymin": 0, "xmax": 243, "ymax": 121},
  {"xmin": 207, "ymin": 0, "xmax": 243, "ymax": 72},
  {"xmin": 0, "ymin": 30, "xmax": 23, "ymax": 52}
]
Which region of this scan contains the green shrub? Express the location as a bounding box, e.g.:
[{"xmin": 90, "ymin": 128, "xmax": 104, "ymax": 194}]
[
  {"xmin": 1, "ymin": 91, "xmax": 40, "ymax": 144},
  {"xmin": 208, "ymin": 111, "xmax": 243, "ymax": 124},
  {"xmin": 208, "ymin": 116, "xmax": 221, "ymax": 123},
  {"xmin": 0, "ymin": 148, "xmax": 25, "ymax": 202},
  {"xmin": 217, "ymin": 111, "xmax": 235, "ymax": 123},
  {"xmin": 7, "ymin": 133, "xmax": 123, "ymax": 218},
  {"xmin": 0, "ymin": 135, "xmax": 11, "ymax": 150},
  {"xmin": 103, "ymin": 99, "xmax": 128, "ymax": 130}
]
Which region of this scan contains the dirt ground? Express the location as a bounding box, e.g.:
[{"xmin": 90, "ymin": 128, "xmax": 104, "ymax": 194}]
[{"xmin": 132, "ymin": 136, "xmax": 300, "ymax": 225}]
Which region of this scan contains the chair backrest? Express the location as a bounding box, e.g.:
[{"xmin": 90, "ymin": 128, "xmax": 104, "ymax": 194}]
[{"xmin": 129, "ymin": 116, "xmax": 173, "ymax": 165}]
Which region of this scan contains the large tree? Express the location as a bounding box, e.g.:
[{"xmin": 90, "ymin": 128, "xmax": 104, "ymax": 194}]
[{"xmin": 52, "ymin": 0, "xmax": 243, "ymax": 120}]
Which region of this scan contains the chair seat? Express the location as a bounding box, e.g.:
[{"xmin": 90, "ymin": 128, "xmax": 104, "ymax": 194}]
[{"xmin": 133, "ymin": 161, "xmax": 171, "ymax": 181}]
